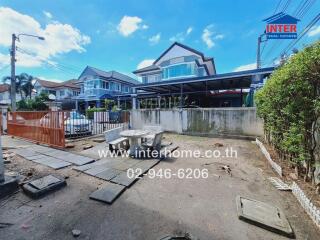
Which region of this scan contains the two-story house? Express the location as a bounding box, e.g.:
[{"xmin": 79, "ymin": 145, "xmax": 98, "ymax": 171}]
[
  {"xmin": 33, "ymin": 79, "xmax": 80, "ymax": 101},
  {"xmin": 131, "ymin": 42, "xmax": 273, "ymax": 108},
  {"xmin": 0, "ymin": 84, "xmax": 22, "ymax": 105},
  {"xmin": 133, "ymin": 42, "xmax": 216, "ymax": 83},
  {"xmin": 73, "ymin": 66, "xmax": 140, "ymax": 110}
]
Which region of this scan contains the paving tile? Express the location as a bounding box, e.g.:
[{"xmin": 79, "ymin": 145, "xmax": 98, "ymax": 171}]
[
  {"xmin": 24, "ymin": 154, "xmax": 45, "ymax": 161},
  {"xmin": 112, "ymin": 160, "xmax": 140, "ymax": 171},
  {"xmin": 89, "ymin": 183, "xmax": 126, "ymax": 204},
  {"xmin": 133, "ymin": 159, "xmax": 160, "ymax": 174},
  {"xmin": 110, "ymin": 171, "xmax": 138, "ymax": 187},
  {"xmin": 62, "ymin": 154, "xmax": 95, "ymax": 166},
  {"xmin": 29, "ymin": 175, "xmax": 62, "ymax": 190},
  {"xmin": 95, "ymin": 168, "xmax": 122, "ymax": 181},
  {"xmin": 84, "ymin": 163, "xmax": 110, "ymax": 176},
  {"xmin": 31, "ymin": 156, "xmax": 71, "ymax": 169},
  {"xmin": 13, "ymin": 149, "xmax": 39, "ymax": 158}
]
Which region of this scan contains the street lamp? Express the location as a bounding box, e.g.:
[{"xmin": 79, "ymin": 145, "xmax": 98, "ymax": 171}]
[{"xmin": 10, "ymin": 33, "xmax": 45, "ymax": 111}]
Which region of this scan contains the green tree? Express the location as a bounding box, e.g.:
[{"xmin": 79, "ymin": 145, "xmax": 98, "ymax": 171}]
[{"xmin": 255, "ymin": 40, "xmax": 320, "ymax": 183}]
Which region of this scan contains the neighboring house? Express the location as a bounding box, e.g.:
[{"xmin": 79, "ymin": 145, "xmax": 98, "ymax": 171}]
[
  {"xmin": 133, "ymin": 42, "xmax": 216, "ymax": 83},
  {"xmin": 127, "ymin": 42, "xmax": 273, "ymax": 108},
  {"xmin": 0, "ymin": 84, "xmax": 22, "ymax": 105},
  {"xmin": 73, "ymin": 66, "xmax": 140, "ymax": 109},
  {"xmin": 33, "ymin": 79, "xmax": 80, "ymax": 101}
]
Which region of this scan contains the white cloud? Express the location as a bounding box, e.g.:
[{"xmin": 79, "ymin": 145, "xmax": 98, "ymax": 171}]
[
  {"xmin": 43, "ymin": 11, "xmax": 52, "ymax": 19},
  {"xmin": 308, "ymin": 25, "xmax": 320, "ymax": 37},
  {"xmin": 201, "ymin": 25, "xmax": 224, "ymax": 48},
  {"xmin": 170, "ymin": 27, "xmax": 193, "ymax": 42},
  {"xmin": 214, "ymin": 34, "xmax": 224, "ymax": 40},
  {"xmin": 137, "ymin": 59, "xmax": 155, "ymax": 69},
  {"xmin": 202, "ymin": 25, "xmax": 214, "ymax": 48},
  {"xmin": 149, "ymin": 33, "xmax": 161, "ymax": 45},
  {"xmin": 117, "ymin": 16, "xmax": 147, "ymax": 37},
  {"xmin": 142, "ymin": 24, "xmax": 149, "ymax": 29},
  {"xmin": 233, "ymin": 63, "xmax": 256, "ymax": 72},
  {"xmin": 186, "ymin": 27, "xmax": 193, "ymax": 35},
  {"xmin": 0, "ymin": 7, "xmax": 91, "ymax": 68}
]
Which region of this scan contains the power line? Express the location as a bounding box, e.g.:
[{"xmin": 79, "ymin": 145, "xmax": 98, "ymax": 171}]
[
  {"xmin": 15, "ymin": 47, "xmax": 81, "ymax": 76},
  {"xmin": 274, "ymin": 0, "xmax": 284, "ymax": 14},
  {"xmin": 298, "ymin": 0, "xmax": 316, "ymax": 18},
  {"xmin": 282, "ymin": 13, "xmax": 320, "ymax": 55},
  {"xmin": 282, "ymin": 0, "xmax": 292, "ymax": 12}
]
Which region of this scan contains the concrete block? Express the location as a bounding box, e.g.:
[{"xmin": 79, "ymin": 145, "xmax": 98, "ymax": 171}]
[
  {"xmin": 89, "ymin": 183, "xmax": 125, "ymax": 204},
  {"xmin": 0, "ymin": 176, "xmax": 19, "ymax": 199},
  {"xmin": 21, "ymin": 175, "xmax": 66, "ymax": 199}
]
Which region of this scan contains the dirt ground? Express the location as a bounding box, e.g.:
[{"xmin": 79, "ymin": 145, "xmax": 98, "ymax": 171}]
[{"xmin": 0, "ymin": 134, "xmax": 319, "ymax": 240}]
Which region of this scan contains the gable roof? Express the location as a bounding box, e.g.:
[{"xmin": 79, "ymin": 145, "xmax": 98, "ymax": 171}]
[
  {"xmin": 0, "ymin": 84, "xmax": 10, "ymax": 93},
  {"xmin": 79, "ymin": 66, "xmax": 140, "ymax": 85},
  {"xmin": 35, "ymin": 79, "xmax": 80, "ymax": 90},
  {"xmin": 263, "ymin": 12, "xmax": 300, "ymax": 24},
  {"xmin": 133, "ymin": 42, "xmax": 216, "ymax": 75}
]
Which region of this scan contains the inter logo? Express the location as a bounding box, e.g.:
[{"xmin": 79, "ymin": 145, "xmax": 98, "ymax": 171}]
[{"xmin": 263, "ymin": 12, "xmax": 300, "ymax": 39}]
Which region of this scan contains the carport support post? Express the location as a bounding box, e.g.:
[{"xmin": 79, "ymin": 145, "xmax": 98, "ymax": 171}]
[
  {"xmin": 179, "ymin": 84, "xmax": 184, "ymax": 108},
  {"xmin": 117, "ymin": 97, "xmax": 120, "ymax": 109},
  {"xmin": 0, "ymin": 137, "xmax": 4, "ymax": 183},
  {"xmin": 157, "ymin": 95, "xmax": 161, "ymax": 109}
]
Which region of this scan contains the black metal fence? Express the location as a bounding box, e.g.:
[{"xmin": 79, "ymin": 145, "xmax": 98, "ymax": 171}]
[{"xmin": 64, "ymin": 111, "xmax": 130, "ymax": 139}]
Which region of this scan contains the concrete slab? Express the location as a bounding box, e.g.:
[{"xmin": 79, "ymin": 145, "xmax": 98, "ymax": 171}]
[
  {"xmin": 13, "ymin": 149, "xmax": 38, "ymax": 158},
  {"xmin": 29, "ymin": 175, "xmax": 62, "ymax": 190},
  {"xmin": 89, "ymin": 183, "xmax": 125, "ymax": 204},
  {"xmin": 112, "ymin": 159, "xmax": 140, "ymax": 171},
  {"xmin": 84, "ymin": 164, "xmax": 111, "ymax": 176},
  {"xmin": 24, "ymin": 154, "xmax": 45, "ymax": 161},
  {"xmin": 110, "ymin": 171, "xmax": 137, "ymax": 187},
  {"xmin": 95, "ymin": 168, "xmax": 122, "ymax": 181},
  {"xmin": 0, "ymin": 176, "xmax": 19, "ymax": 199},
  {"xmin": 133, "ymin": 160, "xmax": 160, "ymax": 174},
  {"xmin": 236, "ymin": 196, "xmax": 294, "ymax": 238},
  {"xmin": 22, "ymin": 175, "xmax": 66, "ymax": 199},
  {"xmin": 62, "ymin": 154, "xmax": 95, "ymax": 166},
  {"xmin": 32, "ymin": 156, "xmax": 71, "ymax": 169}
]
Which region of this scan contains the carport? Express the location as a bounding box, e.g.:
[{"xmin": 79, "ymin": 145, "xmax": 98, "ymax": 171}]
[{"xmin": 116, "ymin": 67, "xmax": 274, "ymax": 108}]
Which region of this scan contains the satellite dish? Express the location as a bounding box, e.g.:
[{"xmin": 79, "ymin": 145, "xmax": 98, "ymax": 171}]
[{"xmin": 48, "ymin": 94, "xmax": 56, "ymax": 100}]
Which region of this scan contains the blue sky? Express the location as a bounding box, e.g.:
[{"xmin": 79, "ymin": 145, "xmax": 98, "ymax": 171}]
[{"xmin": 0, "ymin": 0, "xmax": 319, "ymax": 82}]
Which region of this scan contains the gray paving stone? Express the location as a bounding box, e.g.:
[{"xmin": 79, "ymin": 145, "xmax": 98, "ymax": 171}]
[
  {"xmin": 89, "ymin": 183, "xmax": 125, "ymax": 204},
  {"xmin": 133, "ymin": 159, "xmax": 160, "ymax": 174},
  {"xmin": 14, "ymin": 149, "xmax": 39, "ymax": 158},
  {"xmin": 29, "ymin": 175, "xmax": 62, "ymax": 190},
  {"xmin": 110, "ymin": 171, "xmax": 138, "ymax": 187},
  {"xmin": 62, "ymin": 154, "xmax": 95, "ymax": 166},
  {"xmin": 32, "ymin": 156, "xmax": 71, "ymax": 169},
  {"xmin": 236, "ymin": 196, "xmax": 294, "ymax": 238},
  {"xmin": 24, "ymin": 154, "xmax": 45, "ymax": 161},
  {"xmin": 96, "ymin": 168, "xmax": 122, "ymax": 181},
  {"xmin": 84, "ymin": 163, "xmax": 110, "ymax": 176},
  {"xmin": 112, "ymin": 160, "xmax": 140, "ymax": 171}
]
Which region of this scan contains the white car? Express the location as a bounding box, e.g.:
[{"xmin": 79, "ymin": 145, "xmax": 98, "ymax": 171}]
[
  {"xmin": 40, "ymin": 111, "xmax": 92, "ymax": 136},
  {"xmin": 64, "ymin": 112, "xmax": 92, "ymax": 136}
]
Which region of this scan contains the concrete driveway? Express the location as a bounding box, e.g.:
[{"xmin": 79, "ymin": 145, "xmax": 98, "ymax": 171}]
[{"xmin": 0, "ymin": 134, "xmax": 319, "ymax": 239}]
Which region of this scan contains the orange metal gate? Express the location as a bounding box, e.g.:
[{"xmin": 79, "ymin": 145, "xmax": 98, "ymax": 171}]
[{"xmin": 7, "ymin": 111, "xmax": 65, "ymax": 148}]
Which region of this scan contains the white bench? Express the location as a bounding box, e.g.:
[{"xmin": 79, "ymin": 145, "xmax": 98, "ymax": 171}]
[
  {"xmin": 142, "ymin": 125, "xmax": 163, "ymax": 142},
  {"xmin": 104, "ymin": 127, "xmax": 129, "ymax": 151}
]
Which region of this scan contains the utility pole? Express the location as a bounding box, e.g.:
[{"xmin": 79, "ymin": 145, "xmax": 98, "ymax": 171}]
[
  {"xmin": 257, "ymin": 34, "xmax": 267, "ymax": 69},
  {"xmin": 0, "ymin": 136, "xmax": 4, "ymax": 183},
  {"xmin": 257, "ymin": 35, "xmax": 262, "ymax": 69},
  {"xmin": 10, "ymin": 34, "xmax": 17, "ymax": 112}
]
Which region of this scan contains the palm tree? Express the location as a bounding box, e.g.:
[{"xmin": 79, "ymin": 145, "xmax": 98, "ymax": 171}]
[{"xmin": 2, "ymin": 73, "xmax": 34, "ymax": 99}]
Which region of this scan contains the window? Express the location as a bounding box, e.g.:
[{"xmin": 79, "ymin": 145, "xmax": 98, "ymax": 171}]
[
  {"xmin": 162, "ymin": 63, "xmax": 195, "ymax": 79},
  {"xmin": 60, "ymin": 90, "xmax": 65, "ymax": 96},
  {"xmin": 84, "ymin": 79, "xmax": 101, "ymax": 91},
  {"xmin": 122, "ymin": 85, "xmax": 129, "ymax": 93},
  {"xmin": 102, "ymin": 81, "xmax": 109, "ymax": 89},
  {"xmin": 73, "ymin": 91, "xmax": 80, "ymax": 96},
  {"xmin": 147, "ymin": 74, "xmax": 161, "ymax": 83}
]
